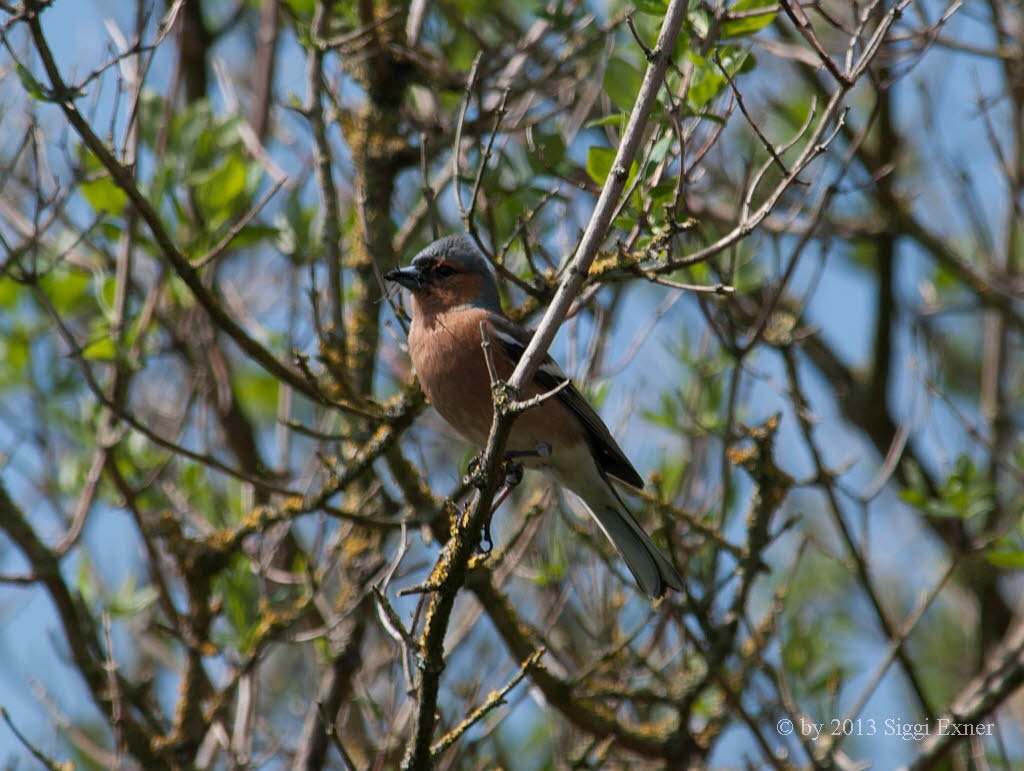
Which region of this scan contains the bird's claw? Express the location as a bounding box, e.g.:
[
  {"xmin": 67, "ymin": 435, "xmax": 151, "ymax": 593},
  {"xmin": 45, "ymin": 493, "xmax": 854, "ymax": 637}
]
[
  {"xmin": 479, "ymin": 517, "xmax": 493, "ymax": 555},
  {"xmin": 464, "ymin": 448, "xmax": 535, "ymax": 489},
  {"xmin": 501, "ymin": 458, "xmax": 524, "ymax": 488},
  {"xmin": 464, "ymin": 453, "xmax": 485, "ymax": 487}
]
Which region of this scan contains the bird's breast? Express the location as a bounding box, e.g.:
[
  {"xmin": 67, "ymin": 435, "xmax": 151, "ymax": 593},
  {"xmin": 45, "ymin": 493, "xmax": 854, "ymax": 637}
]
[
  {"xmin": 407, "ymin": 308, "xmax": 588, "ymax": 464},
  {"xmin": 408, "ymin": 309, "xmax": 496, "ymax": 447}
]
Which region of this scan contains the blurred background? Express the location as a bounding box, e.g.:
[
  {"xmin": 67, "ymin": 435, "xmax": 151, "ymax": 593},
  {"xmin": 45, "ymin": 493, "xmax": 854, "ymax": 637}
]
[{"xmin": 0, "ymin": 0, "xmax": 1021, "ymax": 768}]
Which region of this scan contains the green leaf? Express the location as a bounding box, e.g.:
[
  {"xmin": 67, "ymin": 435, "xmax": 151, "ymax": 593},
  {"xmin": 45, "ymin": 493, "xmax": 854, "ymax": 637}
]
[
  {"xmin": 82, "ymin": 335, "xmax": 117, "ymax": 361},
  {"xmin": 901, "ymin": 454, "xmax": 995, "ymax": 520},
  {"xmin": 77, "ymin": 145, "xmax": 128, "ymax": 215},
  {"xmin": 986, "ymin": 550, "xmax": 1024, "ymax": 569},
  {"xmin": 648, "ymin": 134, "xmax": 674, "ymax": 167},
  {"xmin": 76, "ymin": 555, "xmax": 97, "ymax": 607},
  {"xmin": 686, "ymin": 52, "xmax": 725, "ymax": 110},
  {"xmin": 227, "ymin": 224, "xmax": 280, "ymax": 250},
  {"xmin": 40, "ymin": 267, "xmax": 91, "ymax": 314},
  {"xmin": 0, "ymin": 275, "xmax": 20, "ymax": 309},
  {"xmin": 584, "ymin": 113, "xmax": 627, "ymax": 129},
  {"xmin": 687, "ymin": 7, "xmax": 710, "ymax": 38},
  {"xmin": 217, "ymin": 556, "xmax": 261, "ymax": 650},
  {"xmin": 687, "ymin": 48, "xmax": 753, "ymax": 109},
  {"xmin": 94, "ymin": 272, "xmax": 117, "ymax": 319},
  {"xmin": 16, "ymin": 63, "xmax": 47, "ymax": 101},
  {"xmin": 586, "ymin": 146, "xmax": 617, "ymax": 185},
  {"xmin": 81, "ymin": 173, "xmax": 128, "ymax": 215},
  {"xmin": 236, "ymin": 369, "xmax": 279, "ymax": 416},
  {"xmin": 722, "ymin": 0, "xmax": 778, "ymax": 38},
  {"xmin": 634, "ymin": 0, "xmax": 667, "ymax": 14},
  {"xmin": 0, "ymin": 335, "xmax": 29, "ymax": 374},
  {"xmin": 529, "ymin": 131, "xmax": 566, "ymax": 169},
  {"xmin": 586, "ymin": 147, "xmax": 639, "ymax": 188},
  {"xmin": 108, "ymin": 578, "xmax": 158, "ymax": 617},
  {"xmin": 694, "ymin": 111, "xmax": 727, "ymax": 125},
  {"xmin": 195, "ymin": 152, "xmax": 248, "ymax": 224},
  {"xmin": 604, "ymin": 57, "xmax": 644, "ymax": 111}
]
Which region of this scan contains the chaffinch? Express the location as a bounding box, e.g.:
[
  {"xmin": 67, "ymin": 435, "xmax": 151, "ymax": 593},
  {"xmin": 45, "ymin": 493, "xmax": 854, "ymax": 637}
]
[{"xmin": 386, "ymin": 234, "xmax": 683, "ymax": 597}]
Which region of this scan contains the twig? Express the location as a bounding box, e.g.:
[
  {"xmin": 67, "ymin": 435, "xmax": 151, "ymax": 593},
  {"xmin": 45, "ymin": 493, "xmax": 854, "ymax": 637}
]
[
  {"xmin": 624, "ymin": 12, "xmax": 654, "ymax": 61},
  {"xmin": 1, "ymin": 706, "xmax": 69, "ymax": 771},
  {"xmin": 830, "ymin": 559, "xmax": 957, "ymax": 758},
  {"xmin": 714, "ymin": 51, "xmax": 793, "ymax": 180},
  {"xmin": 102, "ymin": 612, "xmax": 125, "ymax": 768},
  {"xmin": 508, "ymin": 0, "xmax": 690, "ymax": 394},
  {"xmin": 778, "ymin": 0, "xmax": 851, "ymax": 86},
  {"xmin": 373, "ymin": 586, "xmax": 418, "ymax": 653},
  {"xmin": 906, "ymin": 622, "xmax": 1024, "ymax": 769},
  {"xmin": 54, "ymin": 448, "xmax": 107, "ymax": 555},
  {"xmin": 406, "ymin": 0, "xmax": 430, "ymax": 47},
  {"xmin": 192, "ymin": 176, "xmax": 286, "ymax": 269},
  {"xmin": 18, "ymin": 10, "xmax": 326, "ymax": 405},
  {"xmin": 466, "ymin": 88, "xmax": 509, "ymax": 232},
  {"xmin": 308, "ymin": 0, "xmax": 346, "ymax": 345},
  {"xmin": 401, "ymin": 5, "xmax": 690, "ymax": 767},
  {"xmin": 782, "ymin": 346, "xmax": 937, "ymax": 720},
  {"xmin": 430, "ymin": 648, "xmax": 544, "ymax": 758},
  {"xmin": 320, "ymin": 6, "xmax": 402, "ymax": 50},
  {"xmin": 470, "ymin": 574, "xmax": 692, "ymax": 759},
  {"xmin": 452, "ymin": 53, "xmax": 483, "ymax": 224},
  {"xmin": 33, "ymin": 284, "xmax": 298, "ymax": 494},
  {"xmin": 643, "ymin": 272, "xmax": 734, "ymax": 295},
  {"xmin": 419, "ymin": 132, "xmax": 440, "ymax": 240}
]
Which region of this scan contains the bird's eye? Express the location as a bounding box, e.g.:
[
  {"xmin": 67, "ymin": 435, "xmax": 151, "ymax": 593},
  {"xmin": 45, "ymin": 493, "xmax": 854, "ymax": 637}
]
[{"xmin": 435, "ymin": 264, "xmax": 456, "ymax": 278}]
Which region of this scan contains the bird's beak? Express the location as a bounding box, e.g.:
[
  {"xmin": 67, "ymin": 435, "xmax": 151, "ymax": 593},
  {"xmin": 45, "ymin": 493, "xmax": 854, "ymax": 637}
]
[{"xmin": 384, "ymin": 265, "xmax": 427, "ymax": 290}]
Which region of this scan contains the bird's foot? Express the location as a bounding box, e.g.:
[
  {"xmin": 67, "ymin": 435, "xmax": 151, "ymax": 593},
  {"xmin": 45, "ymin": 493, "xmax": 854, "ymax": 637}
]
[
  {"xmin": 504, "ymin": 442, "xmax": 551, "ymax": 462},
  {"xmin": 465, "ymin": 443, "xmax": 547, "ymax": 488},
  {"xmin": 500, "ymin": 457, "xmax": 524, "ymax": 488},
  {"xmin": 464, "ymin": 452, "xmax": 491, "ymax": 488},
  {"xmin": 475, "ymin": 461, "xmax": 522, "ymax": 557},
  {"xmin": 479, "ymin": 514, "xmax": 494, "ymax": 555}
]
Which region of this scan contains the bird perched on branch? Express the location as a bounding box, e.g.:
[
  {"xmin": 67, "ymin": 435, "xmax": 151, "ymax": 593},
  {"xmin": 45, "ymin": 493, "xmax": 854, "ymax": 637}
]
[{"xmin": 385, "ymin": 234, "xmax": 683, "ymax": 597}]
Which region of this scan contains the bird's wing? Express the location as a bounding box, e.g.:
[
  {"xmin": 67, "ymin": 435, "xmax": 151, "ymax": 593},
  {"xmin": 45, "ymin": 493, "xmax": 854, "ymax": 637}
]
[{"xmin": 487, "ymin": 314, "xmax": 644, "ymax": 490}]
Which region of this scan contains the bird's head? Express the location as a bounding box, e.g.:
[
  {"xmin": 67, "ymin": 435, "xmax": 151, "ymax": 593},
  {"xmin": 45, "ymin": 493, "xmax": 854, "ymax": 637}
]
[{"xmin": 385, "ymin": 234, "xmax": 501, "ymax": 314}]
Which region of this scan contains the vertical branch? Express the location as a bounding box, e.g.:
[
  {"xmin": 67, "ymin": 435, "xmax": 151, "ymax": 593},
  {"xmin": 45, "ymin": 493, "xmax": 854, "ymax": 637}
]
[
  {"xmin": 782, "ymin": 346, "xmax": 937, "ymax": 722},
  {"xmin": 105, "ymin": 0, "xmax": 146, "ymax": 420},
  {"xmin": 292, "ymin": 597, "xmax": 373, "ymax": 771},
  {"xmin": 250, "ymin": 0, "xmax": 281, "ymax": 142},
  {"xmin": 980, "ymin": 0, "xmax": 1022, "ymax": 653},
  {"xmin": 401, "ymin": 3, "xmax": 690, "ymax": 768},
  {"xmin": 867, "ymin": 50, "xmax": 895, "ymax": 423},
  {"xmin": 177, "ymin": 0, "xmax": 210, "ymax": 102},
  {"xmin": 308, "ymin": 0, "xmax": 346, "ymax": 361},
  {"xmin": 0, "ymin": 481, "xmax": 167, "ymax": 768},
  {"xmin": 509, "ymin": 0, "xmax": 690, "ymax": 392},
  {"xmin": 342, "ymin": 0, "xmax": 408, "ymax": 394}
]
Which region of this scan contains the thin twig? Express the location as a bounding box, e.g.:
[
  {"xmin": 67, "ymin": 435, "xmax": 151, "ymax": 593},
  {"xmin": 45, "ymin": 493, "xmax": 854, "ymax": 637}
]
[
  {"xmin": 192, "ymin": 176, "xmax": 286, "ymax": 269},
  {"xmin": 907, "ymin": 622, "xmax": 1024, "ymax": 769},
  {"xmin": 1, "ymin": 707, "xmax": 69, "ymax": 771},
  {"xmin": 430, "ymin": 648, "xmax": 544, "ymax": 758},
  {"xmin": 452, "ymin": 53, "xmax": 484, "ymax": 224},
  {"xmin": 18, "ymin": 11, "xmax": 326, "ymax": 404},
  {"xmin": 778, "ymin": 0, "xmax": 852, "ymax": 86},
  {"xmin": 508, "ymin": 0, "xmax": 690, "ymax": 394}
]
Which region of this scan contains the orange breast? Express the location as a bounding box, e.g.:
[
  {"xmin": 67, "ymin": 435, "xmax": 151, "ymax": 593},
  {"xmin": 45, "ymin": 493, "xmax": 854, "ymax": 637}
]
[
  {"xmin": 407, "ymin": 307, "xmax": 586, "ymax": 457},
  {"xmin": 409, "ymin": 307, "xmax": 497, "ymax": 447}
]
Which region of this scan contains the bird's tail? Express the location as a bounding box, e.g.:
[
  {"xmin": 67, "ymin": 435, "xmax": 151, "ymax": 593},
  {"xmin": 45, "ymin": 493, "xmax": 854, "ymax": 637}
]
[{"xmin": 573, "ymin": 477, "xmax": 684, "ymax": 598}]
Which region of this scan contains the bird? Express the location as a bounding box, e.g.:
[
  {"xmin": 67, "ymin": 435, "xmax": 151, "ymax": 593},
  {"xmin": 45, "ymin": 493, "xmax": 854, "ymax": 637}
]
[{"xmin": 385, "ymin": 234, "xmax": 683, "ymax": 597}]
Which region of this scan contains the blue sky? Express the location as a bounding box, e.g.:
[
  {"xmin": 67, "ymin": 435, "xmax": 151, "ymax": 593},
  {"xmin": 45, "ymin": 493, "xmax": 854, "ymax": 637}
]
[{"xmin": 1, "ymin": 0, "xmax": 1018, "ymax": 766}]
